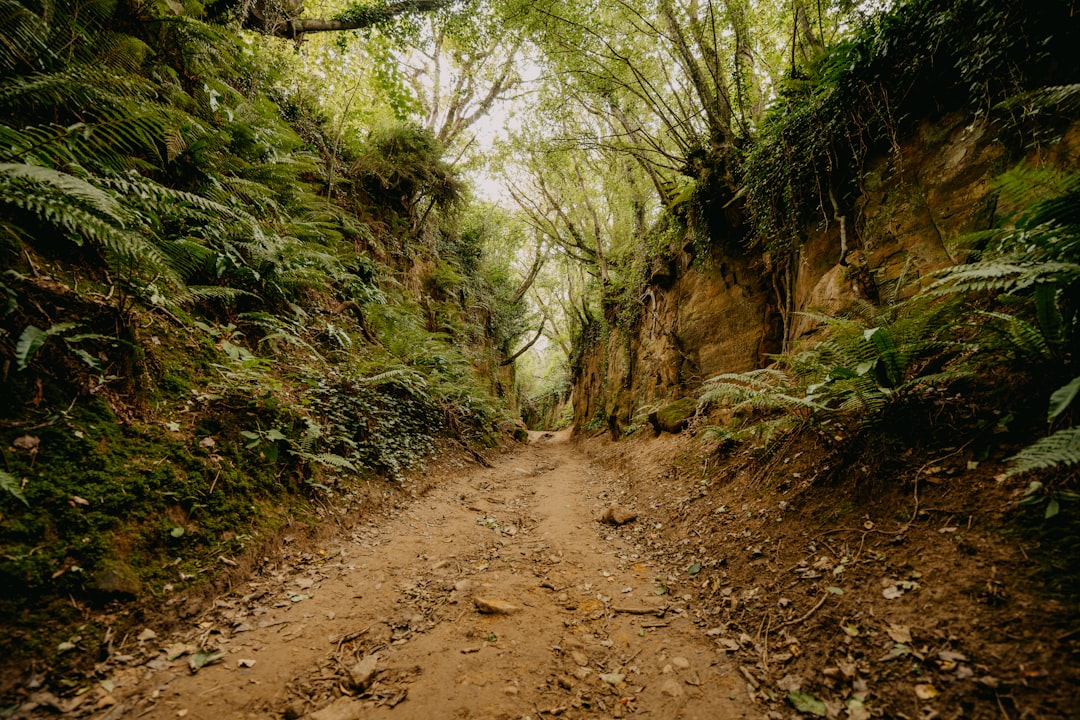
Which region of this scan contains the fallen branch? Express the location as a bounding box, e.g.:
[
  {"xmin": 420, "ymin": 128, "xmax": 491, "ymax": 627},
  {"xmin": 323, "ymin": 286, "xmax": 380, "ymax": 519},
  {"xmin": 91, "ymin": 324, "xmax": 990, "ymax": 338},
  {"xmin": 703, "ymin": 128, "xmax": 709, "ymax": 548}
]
[{"xmin": 781, "ymin": 592, "xmax": 829, "ymax": 627}]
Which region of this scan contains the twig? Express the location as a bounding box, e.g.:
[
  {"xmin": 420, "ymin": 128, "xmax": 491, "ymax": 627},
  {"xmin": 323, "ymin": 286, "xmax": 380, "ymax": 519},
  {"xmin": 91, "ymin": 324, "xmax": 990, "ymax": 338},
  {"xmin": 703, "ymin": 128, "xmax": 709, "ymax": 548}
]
[
  {"xmin": 994, "ymin": 692, "xmax": 1012, "ymax": 720},
  {"xmin": 759, "ymin": 613, "xmax": 772, "ymax": 673},
  {"xmin": 611, "ymin": 605, "xmax": 667, "ymax": 616},
  {"xmin": 781, "ymin": 592, "xmax": 829, "ymax": 628}
]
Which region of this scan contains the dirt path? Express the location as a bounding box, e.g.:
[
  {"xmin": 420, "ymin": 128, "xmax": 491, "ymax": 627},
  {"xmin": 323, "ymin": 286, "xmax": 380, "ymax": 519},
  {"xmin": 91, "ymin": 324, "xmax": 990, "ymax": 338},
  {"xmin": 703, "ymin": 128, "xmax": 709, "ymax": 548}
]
[{"xmin": 96, "ymin": 432, "xmax": 750, "ymax": 720}]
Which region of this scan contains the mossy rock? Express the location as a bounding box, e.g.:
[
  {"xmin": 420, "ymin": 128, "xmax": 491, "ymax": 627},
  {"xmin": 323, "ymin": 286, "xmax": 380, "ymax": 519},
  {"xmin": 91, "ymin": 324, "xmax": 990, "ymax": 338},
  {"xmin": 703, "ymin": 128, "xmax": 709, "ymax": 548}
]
[
  {"xmin": 89, "ymin": 555, "xmax": 141, "ymax": 599},
  {"xmin": 648, "ymin": 398, "xmax": 698, "ymax": 435}
]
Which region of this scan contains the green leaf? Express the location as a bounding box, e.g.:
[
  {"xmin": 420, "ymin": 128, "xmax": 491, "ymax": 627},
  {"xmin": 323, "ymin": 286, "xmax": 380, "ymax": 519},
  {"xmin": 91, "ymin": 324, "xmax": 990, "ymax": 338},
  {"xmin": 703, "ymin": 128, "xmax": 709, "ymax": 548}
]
[
  {"xmin": 170, "ymin": 526, "xmax": 185, "ymax": 538},
  {"xmin": 687, "ymin": 563, "xmax": 702, "ymax": 575},
  {"xmin": 72, "ymin": 348, "xmax": 102, "ymax": 372},
  {"xmin": 15, "ymin": 325, "xmax": 48, "ymax": 371},
  {"xmin": 15, "ymin": 322, "xmax": 77, "ymax": 370},
  {"xmin": 0, "ymin": 470, "xmax": 29, "ymax": 506},
  {"xmin": 1048, "ymin": 376, "xmax": 1080, "ymax": 423},
  {"xmin": 187, "ymin": 650, "xmax": 224, "ymax": 672},
  {"xmin": 787, "ymin": 691, "xmax": 827, "ymax": 716},
  {"xmin": 1045, "ymin": 499, "xmax": 1060, "ymax": 519}
]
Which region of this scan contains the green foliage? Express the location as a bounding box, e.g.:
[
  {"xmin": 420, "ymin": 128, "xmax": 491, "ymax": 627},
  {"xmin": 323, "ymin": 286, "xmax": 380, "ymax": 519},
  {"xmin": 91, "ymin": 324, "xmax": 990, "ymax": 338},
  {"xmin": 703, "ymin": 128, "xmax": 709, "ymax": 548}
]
[
  {"xmin": 0, "ymin": 0, "xmax": 516, "ymax": 639},
  {"xmin": 743, "ymin": 0, "xmax": 1076, "ymax": 254},
  {"xmin": 933, "ymin": 171, "xmax": 1080, "ymax": 477},
  {"xmin": 700, "ymin": 297, "xmax": 968, "ymax": 438},
  {"xmin": 1008, "ymin": 430, "xmax": 1080, "ymax": 480},
  {"xmin": 0, "ymin": 470, "xmax": 28, "ymax": 507},
  {"xmin": 353, "ymin": 121, "xmax": 462, "ymax": 223}
]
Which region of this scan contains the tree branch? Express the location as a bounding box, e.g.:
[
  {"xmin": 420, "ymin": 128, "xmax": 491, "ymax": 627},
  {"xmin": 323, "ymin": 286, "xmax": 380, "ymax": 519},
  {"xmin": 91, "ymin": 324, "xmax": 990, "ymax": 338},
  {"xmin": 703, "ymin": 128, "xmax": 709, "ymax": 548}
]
[
  {"xmin": 263, "ymin": 0, "xmax": 454, "ymax": 38},
  {"xmin": 501, "ymin": 314, "xmax": 548, "ymax": 366}
]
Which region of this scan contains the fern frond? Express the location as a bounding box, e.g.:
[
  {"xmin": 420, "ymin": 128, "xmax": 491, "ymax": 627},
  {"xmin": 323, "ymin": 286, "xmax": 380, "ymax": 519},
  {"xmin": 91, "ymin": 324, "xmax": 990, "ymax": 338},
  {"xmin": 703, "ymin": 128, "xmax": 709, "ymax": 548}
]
[
  {"xmin": 300, "ymin": 452, "xmax": 357, "ymax": 471},
  {"xmin": 974, "ymin": 310, "xmax": 1056, "ymax": 363},
  {"xmin": 1007, "ymin": 427, "xmax": 1080, "ymax": 477},
  {"xmin": 0, "ymin": 162, "xmax": 124, "ymax": 219},
  {"xmin": 0, "ymin": 0, "xmax": 50, "ymax": 72},
  {"xmin": 932, "ymin": 260, "xmax": 1080, "ymax": 297},
  {"xmin": 171, "ymin": 286, "xmax": 259, "ymax": 305}
]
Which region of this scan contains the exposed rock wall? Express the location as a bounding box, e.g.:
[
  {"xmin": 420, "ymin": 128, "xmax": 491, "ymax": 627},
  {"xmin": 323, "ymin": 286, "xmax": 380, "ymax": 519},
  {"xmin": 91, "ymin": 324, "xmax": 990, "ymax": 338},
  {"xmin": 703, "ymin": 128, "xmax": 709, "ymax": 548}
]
[{"xmin": 572, "ymin": 115, "xmax": 1078, "ymax": 434}]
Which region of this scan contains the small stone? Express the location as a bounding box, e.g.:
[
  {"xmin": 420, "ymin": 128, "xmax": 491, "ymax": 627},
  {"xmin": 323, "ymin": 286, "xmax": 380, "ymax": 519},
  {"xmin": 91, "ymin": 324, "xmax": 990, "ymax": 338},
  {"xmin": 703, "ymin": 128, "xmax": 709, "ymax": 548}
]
[
  {"xmin": 600, "ymin": 506, "xmax": 637, "ymax": 526},
  {"xmin": 671, "ymin": 656, "xmax": 690, "ymax": 670},
  {"xmin": 307, "ymin": 697, "xmax": 364, "ymax": 720},
  {"xmin": 556, "ymin": 675, "xmax": 575, "ymax": 689},
  {"xmin": 473, "ymin": 597, "xmax": 519, "ymax": 614},
  {"xmin": 660, "ymin": 678, "xmax": 684, "ymax": 698},
  {"xmin": 571, "ymin": 650, "xmax": 589, "ymax": 666},
  {"xmin": 454, "ymin": 579, "xmax": 474, "ymax": 594},
  {"xmin": 347, "ymin": 653, "xmax": 379, "ymax": 691}
]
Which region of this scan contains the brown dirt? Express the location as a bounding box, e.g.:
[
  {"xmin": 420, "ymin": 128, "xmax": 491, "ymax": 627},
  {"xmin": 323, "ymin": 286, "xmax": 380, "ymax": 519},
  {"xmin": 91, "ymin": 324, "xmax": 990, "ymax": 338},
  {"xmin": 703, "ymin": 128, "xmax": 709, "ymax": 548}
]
[
  {"xmin": 581, "ymin": 428, "xmax": 1079, "ymax": 720},
  {"xmin": 19, "ymin": 431, "xmax": 750, "ymax": 719},
  {"xmin": 10, "ymin": 427, "xmax": 1077, "ymax": 719}
]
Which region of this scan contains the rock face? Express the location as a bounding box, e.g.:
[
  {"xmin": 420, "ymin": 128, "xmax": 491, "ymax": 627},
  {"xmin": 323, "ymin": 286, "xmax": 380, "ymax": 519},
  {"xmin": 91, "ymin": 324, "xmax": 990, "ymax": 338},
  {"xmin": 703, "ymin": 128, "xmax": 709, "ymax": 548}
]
[
  {"xmin": 575, "ymin": 249, "xmax": 772, "ymax": 436},
  {"xmin": 573, "ymin": 115, "xmax": 1079, "ymax": 433}
]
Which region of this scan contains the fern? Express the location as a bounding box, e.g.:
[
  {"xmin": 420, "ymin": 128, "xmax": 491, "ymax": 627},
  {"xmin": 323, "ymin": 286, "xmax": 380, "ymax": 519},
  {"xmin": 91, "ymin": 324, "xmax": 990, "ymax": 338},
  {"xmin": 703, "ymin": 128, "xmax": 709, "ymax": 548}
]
[
  {"xmin": 1007, "ymin": 427, "xmax": 1080, "ymax": 477},
  {"xmin": 301, "ymin": 452, "xmax": 358, "ymax": 471},
  {"xmin": 0, "ymin": 0, "xmax": 49, "ymax": 72}
]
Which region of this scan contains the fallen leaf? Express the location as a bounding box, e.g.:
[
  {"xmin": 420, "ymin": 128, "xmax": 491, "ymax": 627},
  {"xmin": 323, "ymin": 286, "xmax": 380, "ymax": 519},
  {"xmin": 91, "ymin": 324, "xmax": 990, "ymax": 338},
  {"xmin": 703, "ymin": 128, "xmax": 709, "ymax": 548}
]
[
  {"xmin": 137, "ymin": 628, "xmax": 157, "ymax": 642},
  {"xmin": 188, "ymin": 650, "xmax": 224, "ymax": 673},
  {"xmin": 886, "ymin": 623, "xmax": 912, "ymax": 643},
  {"xmin": 13, "ymin": 435, "xmax": 40, "ymax": 451},
  {"xmin": 787, "ymin": 690, "xmax": 827, "ymax": 716},
  {"xmin": 70, "ymin": 496, "xmax": 90, "ymax": 506},
  {"xmin": 599, "ymin": 673, "xmax": 626, "ymax": 685},
  {"xmin": 237, "ymin": 659, "xmax": 256, "ymax": 668},
  {"xmin": 882, "ymin": 585, "xmax": 903, "ymax": 599},
  {"xmin": 914, "ymin": 683, "xmax": 938, "ymax": 699},
  {"xmin": 165, "ymin": 643, "xmax": 195, "ymax": 661}
]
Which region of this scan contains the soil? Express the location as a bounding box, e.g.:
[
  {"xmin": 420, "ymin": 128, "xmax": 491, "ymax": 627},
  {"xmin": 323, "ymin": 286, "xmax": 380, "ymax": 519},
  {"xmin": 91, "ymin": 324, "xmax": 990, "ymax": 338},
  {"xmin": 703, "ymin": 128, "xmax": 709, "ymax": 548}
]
[{"xmin": 7, "ymin": 429, "xmax": 1078, "ymax": 719}]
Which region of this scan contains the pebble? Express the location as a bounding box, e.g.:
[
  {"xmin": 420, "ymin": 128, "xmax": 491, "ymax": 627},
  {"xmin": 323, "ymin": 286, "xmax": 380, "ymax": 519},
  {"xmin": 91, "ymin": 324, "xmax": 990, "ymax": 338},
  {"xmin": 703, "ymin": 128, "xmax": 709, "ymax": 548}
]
[
  {"xmin": 660, "ymin": 678, "xmax": 684, "ymax": 698},
  {"xmin": 473, "ymin": 597, "xmax": 519, "ymax": 614}
]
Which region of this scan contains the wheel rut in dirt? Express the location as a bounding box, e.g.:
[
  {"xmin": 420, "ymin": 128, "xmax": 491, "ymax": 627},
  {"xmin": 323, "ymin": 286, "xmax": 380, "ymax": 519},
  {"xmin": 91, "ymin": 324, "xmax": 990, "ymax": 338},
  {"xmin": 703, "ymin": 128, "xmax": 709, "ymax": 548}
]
[{"xmin": 100, "ymin": 432, "xmax": 750, "ymax": 720}]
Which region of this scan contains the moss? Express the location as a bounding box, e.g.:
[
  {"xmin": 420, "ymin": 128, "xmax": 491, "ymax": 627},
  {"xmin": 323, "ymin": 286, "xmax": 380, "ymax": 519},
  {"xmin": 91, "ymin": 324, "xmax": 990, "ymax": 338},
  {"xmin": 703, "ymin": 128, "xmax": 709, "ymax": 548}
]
[{"xmin": 650, "ymin": 397, "xmax": 698, "ymax": 434}]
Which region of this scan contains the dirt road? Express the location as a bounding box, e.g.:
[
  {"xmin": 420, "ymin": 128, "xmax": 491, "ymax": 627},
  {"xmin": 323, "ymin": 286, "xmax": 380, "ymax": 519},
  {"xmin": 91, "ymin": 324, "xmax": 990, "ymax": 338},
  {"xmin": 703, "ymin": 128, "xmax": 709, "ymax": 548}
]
[{"xmin": 97, "ymin": 431, "xmax": 750, "ymax": 720}]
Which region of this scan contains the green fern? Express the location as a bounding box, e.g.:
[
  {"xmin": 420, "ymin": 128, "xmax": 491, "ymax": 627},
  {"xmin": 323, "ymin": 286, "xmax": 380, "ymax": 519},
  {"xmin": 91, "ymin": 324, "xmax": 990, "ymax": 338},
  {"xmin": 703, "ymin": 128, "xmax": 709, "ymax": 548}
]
[{"xmin": 1007, "ymin": 427, "xmax": 1080, "ymax": 477}]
